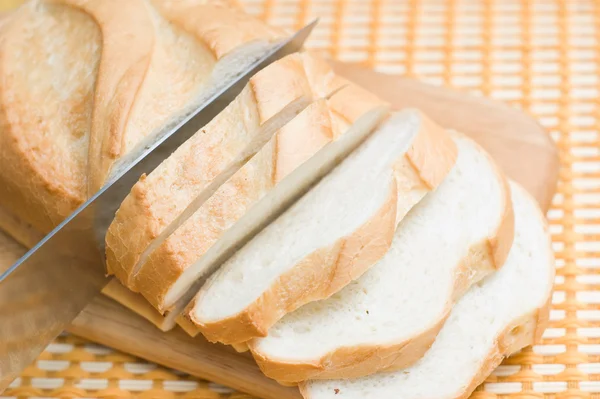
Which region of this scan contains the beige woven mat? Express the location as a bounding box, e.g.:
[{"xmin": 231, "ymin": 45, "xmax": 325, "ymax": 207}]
[{"xmin": 1, "ymin": 0, "xmax": 599, "ymax": 397}]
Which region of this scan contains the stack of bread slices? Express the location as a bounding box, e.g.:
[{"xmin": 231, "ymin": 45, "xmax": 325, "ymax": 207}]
[{"xmin": 0, "ymin": 1, "xmax": 554, "ymax": 398}]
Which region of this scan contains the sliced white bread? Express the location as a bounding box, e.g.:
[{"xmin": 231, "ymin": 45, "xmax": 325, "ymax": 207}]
[
  {"xmin": 249, "ymin": 133, "xmax": 514, "ymax": 382},
  {"xmin": 187, "ymin": 109, "xmax": 458, "ymax": 345},
  {"xmin": 301, "ymin": 181, "xmax": 554, "ymax": 399},
  {"xmin": 106, "ymin": 52, "xmax": 333, "ymax": 290},
  {"xmin": 133, "ymin": 86, "xmax": 389, "ymax": 314}
]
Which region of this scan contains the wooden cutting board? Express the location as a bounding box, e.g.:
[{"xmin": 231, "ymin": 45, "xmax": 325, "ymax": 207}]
[{"xmin": 0, "ymin": 63, "xmax": 560, "ymax": 399}]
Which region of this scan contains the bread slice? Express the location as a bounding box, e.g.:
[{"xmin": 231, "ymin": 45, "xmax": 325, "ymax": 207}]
[
  {"xmin": 132, "ymin": 85, "xmax": 389, "ymax": 314},
  {"xmin": 106, "ymin": 52, "xmax": 334, "ymax": 290},
  {"xmin": 301, "ymin": 182, "xmax": 554, "ymax": 399},
  {"xmin": 101, "ymin": 280, "xmax": 175, "ymax": 332},
  {"xmin": 249, "ymin": 133, "xmax": 514, "ymax": 382},
  {"xmin": 0, "ymin": 0, "xmax": 283, "ymax": 233},
  {"xmin": 187, "ymin": 109, "xmax": 458, "ymax": 345}
]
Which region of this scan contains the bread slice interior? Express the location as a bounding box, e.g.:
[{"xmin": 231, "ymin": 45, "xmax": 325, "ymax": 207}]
[
  {"xmin": 188, "ymin": 109, "xmax": 457, "ymax": 344},
  {"xmin": 250, "ymin": 133, "xmax": 513, "ymax": 382},
  {"xmin": 301, "ymin": 182, "xmax": 554, "ymax": 399}
]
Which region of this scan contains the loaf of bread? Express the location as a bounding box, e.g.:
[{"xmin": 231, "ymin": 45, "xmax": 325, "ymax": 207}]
[{"xmin": 0, "ymin": 2, "xmax": 555, "ymax": 396}]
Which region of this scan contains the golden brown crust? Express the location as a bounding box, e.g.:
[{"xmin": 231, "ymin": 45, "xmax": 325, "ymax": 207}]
[
  {"xmin": 489, "ymin": 173, "xmax": 515, "ymax": 269},
  {"xmin": 273, "ymin": 100, "xmax": 334, "ymax": 182},
  {"xmin": 231, "ymin": 342, "xmax": 250, "ymax": 353},
  {"xmin": 453, "ymin": 132, "xmax": 515, "ymax": 282},
  {"xmin": 149, "ymin": 0, "xmax": 283, "ymax": 60},
  {"xmin": 389, "ymin": 112, "xmax": 458, "ymax": 224},
  {"xmin": 300, "ymin": 52, "xmax": 344, "ymax": 98},
  {"xmin": 60, "ymin": 0, "xmax": 284, "ymax": 194},
  {"xmin": 451, "ymin": 159, "xmax": 513, "ymax": 301},
  {"xmin": 0, "ymin": 3, "xmax": 100, "ymax": 232},
  {"xmin": 406, "ymin": 110, "xmax": 458, "ymax": 189},
  {"xmin": 254, "ymin": 315, "xmax": 447, "ymax": 383},
  {"xmin": 48, "ymin": 0, "xmax": 155, "ymax": 195},
  {"xmin": 105, "ymin": 84, "xmax": 264, "ymax": 287},
  {"xmin": 326, "ymin": 80, "xmax": 389, "ymax": 135},
  {"xmin": 249, "ymin": 53, "xmax": 314, "ymax": 123}
]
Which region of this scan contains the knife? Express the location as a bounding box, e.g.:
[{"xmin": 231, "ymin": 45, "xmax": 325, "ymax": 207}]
[{"xmin": 0, "ymin": 20, "xmax": 317, "ymax": 390}]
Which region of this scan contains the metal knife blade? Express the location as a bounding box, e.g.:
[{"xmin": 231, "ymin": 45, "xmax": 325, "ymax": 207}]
[{"xmin": 0, "ymin": 20, "xmax": 316, "ymax": 389}]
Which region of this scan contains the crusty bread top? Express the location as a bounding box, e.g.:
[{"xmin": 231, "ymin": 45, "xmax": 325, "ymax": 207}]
[
  {"xmin": 0, "ymin": 0, "xmax": 283, "ymax": 233},
  {"xmin": 0, "ymin": 2, "xmax": 100, "ymax": 232}
]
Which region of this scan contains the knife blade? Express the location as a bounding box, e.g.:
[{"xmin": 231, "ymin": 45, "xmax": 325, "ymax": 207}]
[{"xmin": 0, "ymin": 20, "xmax": 317, "ymax": 389}]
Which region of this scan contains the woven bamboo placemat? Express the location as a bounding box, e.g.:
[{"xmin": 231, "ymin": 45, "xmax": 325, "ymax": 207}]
[{"xmin": 1, "ymin": 0, "xmax": 598, "ymax": 397}]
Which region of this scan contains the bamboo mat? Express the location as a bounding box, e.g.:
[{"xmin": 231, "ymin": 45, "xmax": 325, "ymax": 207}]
[{"xmin": 1, "ymin": 0, "xmax": 599, "ymax": 398}]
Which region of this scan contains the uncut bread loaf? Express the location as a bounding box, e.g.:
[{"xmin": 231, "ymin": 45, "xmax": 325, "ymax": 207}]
[
  {"xmin": 187, "ymin": 109, "xmax": 458, "ymax": 345},
  {"xmin": 0, "ymin": 0, "xmax": 283, "ymax": 234},
  {"xmin": 301, "ymin": 181, "xmax": 554, "ymax": 399},
  {"xmin": 106, "ymin": 52, "xmax": 390, "ymax": 313},
  {"xmin": 249, "ymin": 133, "xmax": 514, "ymax": 383}
]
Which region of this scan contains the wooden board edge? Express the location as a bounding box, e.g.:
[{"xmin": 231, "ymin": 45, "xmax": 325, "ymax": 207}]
[{"xmin": 68, "ymin": 295, "xmax": 301, "ymax": 399}]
